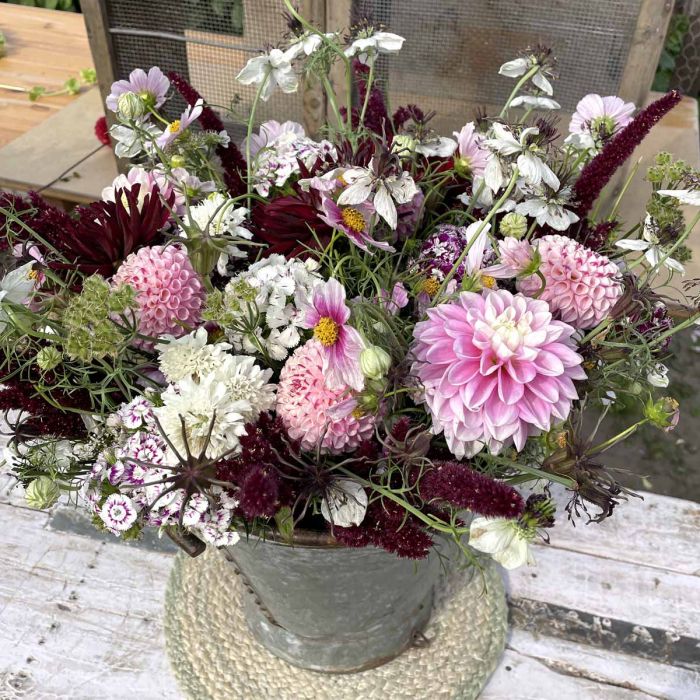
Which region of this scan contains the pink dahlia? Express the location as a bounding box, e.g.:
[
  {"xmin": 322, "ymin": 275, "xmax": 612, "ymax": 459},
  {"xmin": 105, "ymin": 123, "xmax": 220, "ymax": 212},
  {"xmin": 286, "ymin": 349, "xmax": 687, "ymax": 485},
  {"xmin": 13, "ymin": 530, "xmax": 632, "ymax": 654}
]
[
  {"xmin": 300, "ymin": 278, "xmax": 365, "ymax": 391},
  {"xmin": 276, "ymin": 340, "xmax": 376, "ymax": 454},
  {"xmin": 411, "ymin": 289, "xmax": 586, "ymax": 458},
  {"xmin": 569, "ymin": 94, "xmax": 635, "ymax": 141},
  {"xmin": 112, "ymin": 245, "xmax": 205, "ymax": 344},
  {"xmin": 518, "ymin": 234, "xmax": 622, "ymax": 329}
]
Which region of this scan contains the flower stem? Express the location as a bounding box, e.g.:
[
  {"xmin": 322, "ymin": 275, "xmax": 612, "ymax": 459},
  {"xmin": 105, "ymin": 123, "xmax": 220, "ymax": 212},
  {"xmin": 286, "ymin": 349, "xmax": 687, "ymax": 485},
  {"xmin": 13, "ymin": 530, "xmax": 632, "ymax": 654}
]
[
  {"xmin": 358, "ymin": 58, "xmax": 375, "ymax": 127},
  {"xmin": 499, "ymin": 65, "xmax": 540, "ymax": 118},
  {"xmin": 245, "ymin": 75, "xmax": 269, "ymax": 201},
  {"xmin": 587, "ymin": 418, "xmax": 649, "ymax": 455}
]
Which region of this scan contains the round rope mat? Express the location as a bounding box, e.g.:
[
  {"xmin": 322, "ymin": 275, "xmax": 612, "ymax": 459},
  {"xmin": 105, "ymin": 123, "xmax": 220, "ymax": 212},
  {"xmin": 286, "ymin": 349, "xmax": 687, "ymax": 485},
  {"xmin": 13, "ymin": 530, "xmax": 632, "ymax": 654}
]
[{"xmin": 164, "ymin": 548, "xmax": 508, "ymax": 700}]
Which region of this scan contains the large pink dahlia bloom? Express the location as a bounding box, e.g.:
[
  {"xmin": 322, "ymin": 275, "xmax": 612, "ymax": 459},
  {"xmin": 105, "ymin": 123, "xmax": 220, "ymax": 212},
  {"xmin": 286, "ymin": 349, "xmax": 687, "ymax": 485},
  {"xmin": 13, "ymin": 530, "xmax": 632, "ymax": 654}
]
[
  {"xmin": 518, "ymin": 234, "xmax": 622, "ymax": 329},
  {"xmin": 112, "ymin": 245, "xmax": 205, "ymax": 344},
  {"xmin": 276, "ymin": 340, "xmax": 375, "ymax": 454},
  {"xmin": 411, "ymin": 289, "xmax": 586, "ymax": 458}
]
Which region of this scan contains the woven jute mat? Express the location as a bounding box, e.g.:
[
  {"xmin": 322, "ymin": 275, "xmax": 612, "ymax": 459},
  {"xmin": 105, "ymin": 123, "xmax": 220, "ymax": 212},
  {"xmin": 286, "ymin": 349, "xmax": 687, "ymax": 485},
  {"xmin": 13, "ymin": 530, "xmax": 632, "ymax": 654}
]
[{"xmin": 164, "ymin": 548, "xmax": 507, "ymax": 700}]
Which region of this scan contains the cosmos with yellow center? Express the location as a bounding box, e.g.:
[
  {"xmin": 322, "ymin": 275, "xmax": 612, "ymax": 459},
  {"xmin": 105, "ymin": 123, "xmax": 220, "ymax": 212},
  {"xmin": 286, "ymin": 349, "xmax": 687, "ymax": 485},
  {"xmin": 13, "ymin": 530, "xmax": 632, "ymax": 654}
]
[
  {"xmin": 314, "ymin": 316, "xmax": 340, "ymax": 347},
  {"xmin": 340, "ymin": 207, "xmax": 366, "ymax": 234}
]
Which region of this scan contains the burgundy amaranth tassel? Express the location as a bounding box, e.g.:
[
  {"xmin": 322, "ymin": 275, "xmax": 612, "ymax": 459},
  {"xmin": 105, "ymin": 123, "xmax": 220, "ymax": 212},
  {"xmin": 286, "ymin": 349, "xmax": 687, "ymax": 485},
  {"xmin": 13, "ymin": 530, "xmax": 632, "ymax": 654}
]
[
  {"xmin": 167, "ymin": 71, "xmax": 247, "ymax": 196},
  {"xmin": 572, "ymin": 91, "xmax": 681, "ymax": 218},
  {"xmin": 419, "ymin": 461, "xmax": 525, "ymax": 518}
]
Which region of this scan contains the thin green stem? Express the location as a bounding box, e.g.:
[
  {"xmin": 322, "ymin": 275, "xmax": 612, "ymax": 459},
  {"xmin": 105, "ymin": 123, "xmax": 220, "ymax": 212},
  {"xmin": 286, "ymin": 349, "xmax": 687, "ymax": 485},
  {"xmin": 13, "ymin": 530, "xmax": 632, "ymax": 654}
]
[
  {"xmin": 499, "ymin": 65, "xmax": 540, "ymax": 118},
  {"xmin": 245, "ymin": 75, "xmax": 270, "ymax": 201},
  {"xmin": 358, "ymin": 59, "xmax": 375, "ymax": 126}
]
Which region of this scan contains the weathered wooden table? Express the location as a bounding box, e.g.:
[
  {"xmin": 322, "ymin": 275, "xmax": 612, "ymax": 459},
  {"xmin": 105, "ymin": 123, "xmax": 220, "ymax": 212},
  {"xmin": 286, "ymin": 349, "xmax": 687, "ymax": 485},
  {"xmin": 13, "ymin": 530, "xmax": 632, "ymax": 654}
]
[{"xmin": 1, "ymin": 473, "xmax": 698, "ymax": 699}]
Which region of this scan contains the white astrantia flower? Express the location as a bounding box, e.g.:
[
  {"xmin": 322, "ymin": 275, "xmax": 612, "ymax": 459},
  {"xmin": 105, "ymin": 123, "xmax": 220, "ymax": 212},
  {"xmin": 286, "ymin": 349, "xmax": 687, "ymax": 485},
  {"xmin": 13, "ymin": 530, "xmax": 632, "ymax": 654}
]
[
  {"xmin": 616, "ymin": 215, "xmax": 685, "ymax": 274},
  {"xmin": 510, "ymin": 95, "xmax": 561, "ymax": 110},
  {"xmin": 515, "ymin": 185, "xmax": 579, "ymax": 231},
  {"xmin": 285, "ymin": 31, "xmax": 336, "ymax": 60},
  {"xmin": 647, "ymin": 363, "xmax": 670, "ymax": 388},
  {"xmin": 345, "ymin": 30, "xmax": 405, "ymax": 64},
  {"xmin": 337, "ymin": 160, "xmax": 418, "ymax": 229},
  {"xmin": 657, "ymin": 189, "xmax": 700, "ymax": 206},
  {"xmin": 484, "ymin": 124, "xmax": 559, "ymax": 190},
  {"xmin": 0, "ymin": 262, "xmax": 36, "ymax": 332},
  {"xmin": 469, "ymin": 517, "xmax": 535, "ymax": 570},
  {"xmin": 320, "ymin": 479, "xmax": 368, "ymax": 527},
  {"xmin": 499, "ymin": 56, "xmax": 554, "ymax": 95},
  {"xmin": 156, "ymin": 328, "xmax": 232, "ymax": 383},
  {"xmin": 236, "ymin": 49, "xmax": 298, "ymax": 101}
]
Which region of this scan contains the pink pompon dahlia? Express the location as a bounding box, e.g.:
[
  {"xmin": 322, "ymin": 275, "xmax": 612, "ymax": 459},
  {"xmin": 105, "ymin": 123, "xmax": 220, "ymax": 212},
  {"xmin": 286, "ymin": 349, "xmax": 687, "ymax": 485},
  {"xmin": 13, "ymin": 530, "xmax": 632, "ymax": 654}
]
[
  {"xmin": 411, "ymin": 289, "xmax": 586, "ymax": 458},
  {"xmin": 112, "ymin": 245, "xmax": 205, "ymax": 345},
  {"xmin": 300, "ymin": 277, "xmax": 365, "ymax": 391},
  {"xmin": 518, "ymin": 234, "xmax": 622, "ymax": 329},
  {"xmin": 276, "ymin": 340, "xmax": 376, "ymax": 454}
]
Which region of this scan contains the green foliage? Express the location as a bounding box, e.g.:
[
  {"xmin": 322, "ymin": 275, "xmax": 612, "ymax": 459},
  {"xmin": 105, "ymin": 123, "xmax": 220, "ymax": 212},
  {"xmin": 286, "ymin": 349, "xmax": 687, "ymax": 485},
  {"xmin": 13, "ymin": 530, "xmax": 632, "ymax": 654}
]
[
  {"xmin": 653, "ymin": 13, "xmax": 691, "ymax": 92},
  {"xmin": 5, "ymin": 0, "xmax": 80, "ymax": 11}
]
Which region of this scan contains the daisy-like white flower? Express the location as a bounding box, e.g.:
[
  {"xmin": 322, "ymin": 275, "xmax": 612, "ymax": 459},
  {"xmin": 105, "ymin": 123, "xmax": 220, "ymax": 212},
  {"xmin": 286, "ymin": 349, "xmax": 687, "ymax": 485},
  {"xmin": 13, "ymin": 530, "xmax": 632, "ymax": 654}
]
[
  {"xmin": 616, "ymin": 215, "xmax": 685, "ymax": 274},
  {"xmin": 510, "ymin": 95, "xmax": 561, "ymax": 110},
  {"xmin": 320, "ymin": 479, "xmax": 368, "ymax": 527},
  {"xmin": 484, "ymin": 124, "xmax": 559, "ymax": 190},
  {"xmin": 319, "ymin": 196, "xmax": 394, "ymax": 254},
  {"xmin": 469, "ymin": 516, "xmax": 535, "ymax": 570},
  {"xmin": 300, "ymin": 278, "xmax": 365, "ymax": 391},
  {"xmin": 569, "ymin": 94, "xmax": 635, "ymax": 141},
  {"xmin": 337, "ymin": 160, "xmax": 418, "ymax": 229},
  {"xmin": 236, "ymin": 48, "xmax": 298, "ymax": 101},
  {"xmin": 345, "ymin": 30, "xmax": 405, "ymax": 64},
  {"xmin": 100, "ymin": 493, "xmax": 138, "ymax": 533},
  {"xmin": 0, "ymin": 262, "xmax": 36, "ymax": 332},
  {"xmin": 156, "ymin": 99, "xmax": 204, "ymax": 149},
  {"xmin": 106, "ymin": 66, "xmax": 170, "ymax": 112},
  {"xmin": 499, "ymin": 55, "xmax": 554, "ymax": 95},
  {"xmin": 453, "ymin": 122, "xmax": 491, "ymax": 178},
  {"xmin": 515, "ymin": 185, "xmax": 579, "ymax": 231},
  {"xmin": 657, "ymin": 189, "xmax": 700, "ymax": 206},
  {"xmin": 156, "ymin": 327, "xmax": 232, "ymax": 383}
]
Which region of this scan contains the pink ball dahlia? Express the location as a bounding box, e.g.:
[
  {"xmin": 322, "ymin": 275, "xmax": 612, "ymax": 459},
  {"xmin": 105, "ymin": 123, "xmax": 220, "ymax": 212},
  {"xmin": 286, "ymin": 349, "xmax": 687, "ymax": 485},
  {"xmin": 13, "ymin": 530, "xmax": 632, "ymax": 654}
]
[
  {"xmin": 411, "ymin": 289, "xmax": 586, "ymax": 459},
  {"xmin": 276, "ymin": 340, "xmax": 375, "ymax": 454},
  {"xmin": 112, "ymin": 245, "xmax": 205, "ymax": 343},
  {"xmin": 518, "ymin": 234, "xmax": 622, "ymax": 329}
]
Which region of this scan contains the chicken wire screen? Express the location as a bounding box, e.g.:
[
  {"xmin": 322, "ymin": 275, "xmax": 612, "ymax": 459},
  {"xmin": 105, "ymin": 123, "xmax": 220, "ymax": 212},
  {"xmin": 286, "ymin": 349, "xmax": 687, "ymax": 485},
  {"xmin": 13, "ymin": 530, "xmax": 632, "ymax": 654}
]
[{"xmin": 103, "ymin": 0, "xmax": 644, "ymax": 135}]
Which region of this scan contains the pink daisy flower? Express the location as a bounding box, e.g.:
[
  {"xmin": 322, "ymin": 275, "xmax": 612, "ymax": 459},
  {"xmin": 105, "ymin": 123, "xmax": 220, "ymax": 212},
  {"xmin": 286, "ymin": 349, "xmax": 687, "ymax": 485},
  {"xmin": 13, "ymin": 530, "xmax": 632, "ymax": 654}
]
[
  {"xmin": 411, "ymin": 289, "xmax": 586, "ymax": 458},
  {"xmin": 569, "ymin": 94, "xmax": 635, "ymax": 141},
  {"xmin": 106, "ymin": 66, "xmax": 170, "ymax": 112},
  {"xmin": 319, "ymin": 196, "xmax": 394, "ymax": 254},
  {"xmin": 483, "ymin": 238, "xmax": 537, "ymax": 279},
  {"xmin": 156, "ymin": 99, "xmax": 204, "ymax": 149},
  {"xmin": 300, "ymin": 278, "xmax": 365, "ymax": 391},
  {"xmin": 453, "ymin": 121, "xmax": 491, "ymax": 177}
]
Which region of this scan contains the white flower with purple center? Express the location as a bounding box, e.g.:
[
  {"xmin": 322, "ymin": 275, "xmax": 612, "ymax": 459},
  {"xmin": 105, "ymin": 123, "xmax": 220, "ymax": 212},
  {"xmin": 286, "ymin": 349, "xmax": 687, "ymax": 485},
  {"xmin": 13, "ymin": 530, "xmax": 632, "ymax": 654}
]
[
  {"xmin": 118, "ymin": 431, "xmax": 168, "ymax": 484},
  {"xmin": 100, "ymin": 493, "xmax": 138, "ymax": 532},
  {"xmin": 106, "ymin": 66, "xmax": 170, "ymax": 113},
  {"xmin": 117, "ymin": 397, "xmax": 155, "ymax": 430}
]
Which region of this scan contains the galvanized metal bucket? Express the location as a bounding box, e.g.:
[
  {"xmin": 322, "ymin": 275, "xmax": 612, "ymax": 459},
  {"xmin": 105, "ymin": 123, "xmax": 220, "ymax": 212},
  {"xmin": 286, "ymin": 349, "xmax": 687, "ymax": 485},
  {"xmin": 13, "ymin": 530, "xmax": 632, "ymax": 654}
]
[{"xmin": 221, "ymin": 531, "xmax": 446, "ymax": 672}]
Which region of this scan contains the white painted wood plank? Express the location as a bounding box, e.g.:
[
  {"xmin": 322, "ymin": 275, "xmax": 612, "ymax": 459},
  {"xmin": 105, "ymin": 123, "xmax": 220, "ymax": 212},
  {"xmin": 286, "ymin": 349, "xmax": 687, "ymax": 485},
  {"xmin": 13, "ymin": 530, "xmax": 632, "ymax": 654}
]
[
  {"xmin": 546, "ymin": 487, "xmax": 700, "ymax": 577},
  {"xmin": 505, "ymin": 545, "xmax": 700, "ymax": 639},
  {"xmin": 483, "ymin": 630, "xmax": 700, "ymax": 700}
]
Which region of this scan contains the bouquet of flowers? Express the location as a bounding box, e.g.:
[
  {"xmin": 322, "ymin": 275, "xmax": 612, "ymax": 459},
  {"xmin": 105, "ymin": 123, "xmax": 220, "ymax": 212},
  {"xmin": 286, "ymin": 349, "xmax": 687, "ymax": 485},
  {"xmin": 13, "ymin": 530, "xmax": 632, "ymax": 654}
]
[{"xmin": 1, "ymin": 4, "xmax": 698, "ymax": 570}]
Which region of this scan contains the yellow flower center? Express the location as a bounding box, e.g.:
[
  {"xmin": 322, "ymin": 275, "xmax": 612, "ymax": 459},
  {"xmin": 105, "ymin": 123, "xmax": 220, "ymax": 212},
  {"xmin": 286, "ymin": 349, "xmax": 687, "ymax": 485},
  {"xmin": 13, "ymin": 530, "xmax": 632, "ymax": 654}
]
[
  {"xmin": 337, "ymin": 173, "xmax": 349, "ymax": 187},
  {"xmin": 556, "ymin": 432, "xmax": 568, "ymax": 449},
  {"xmin": 168, "ymin": 119, "xmax": 181, "ymax": 133},
  {"xmin": 340, "ymin": 207, "xmax": 366, "ymax": 233},
  {"xmin": 314, "ymin": 316, "xmax": 340, "ymax": 347},
  {"xmin": 480, "ymin": 274, "xmax": 497, "ymax": 289},
  {"xmin": 27, "ymin": 269, "xmax": 40, "ymax": 281},
  {"xmin": 351, "ymin": 407, "xmax": 366, "ymax": 420},
  {"xmin": 421, "ymin": 277, "xmax": 441, "ymax": 297}
]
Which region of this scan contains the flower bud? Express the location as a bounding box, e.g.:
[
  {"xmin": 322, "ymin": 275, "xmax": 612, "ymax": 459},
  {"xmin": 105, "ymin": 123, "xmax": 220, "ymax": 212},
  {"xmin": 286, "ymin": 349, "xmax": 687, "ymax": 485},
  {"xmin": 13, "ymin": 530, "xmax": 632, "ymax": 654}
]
[
  {"xmin": 360, "ymin": 346, "xmax": 391, "ymax": 380},
  {"xmin": 25, "ymin": 476, "xmax": 60, "ymax": 510},
  {"xmin": 117, "ymin": 91, "xmax": 147, "ymax": 119},
  {"xmin": 170, "ymin": 154, "xmax": 186, "ymax": 169},
  {"xmin": 499, "ymin": 212, "xmax": 528, "ymax": 239},
  {"xmin": 644, "ymin": 396, "xmax": 680, "ymax": 432},
  {"xmin": 35, "ymin": 346, "xmax": 62, "ymax": 372},
  {"xmin": 391, "ymin": 134, "xmax": 417, "ymax": 157}
]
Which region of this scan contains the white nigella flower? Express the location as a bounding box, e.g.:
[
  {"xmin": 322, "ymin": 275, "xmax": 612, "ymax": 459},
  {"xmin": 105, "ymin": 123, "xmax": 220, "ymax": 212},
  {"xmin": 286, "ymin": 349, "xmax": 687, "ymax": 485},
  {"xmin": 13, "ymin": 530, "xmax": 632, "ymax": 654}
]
[
  {"xmin": 320, "ymin": 479, "xmax": 368, "ymax": 527},
  {"xmin": 0, "ymin": 262, "xmax": 36, "ymax": 332},
  {"xmin": 345, "ymin": 30, "xmax": 405, "ymax": 64},
  {"xmin": 458, "ymin": 175, "xmax": 517, "ymax": 213},
  {"xmin": 156, "ymin": 328, "xmax": 232, "ymax": 383},
  {"xmin": 236, "ymin": 48, "xmax": 298, "ymax": 101},
  {"xmin": 510, "ymin": 95, "xmax": 560, "ymax": 110},
  {"xmin": 484, "ymin": 123, "xmax": 559, "ymax": 190},
  {"xmin": 414, "ymin": 135, "xmax": 458, "ymax": 158},
  {"xmin": 337, "ymin": 159, "xmax": 419, "ymax": 229},
  {"xmin": 564, "ymin": 131, "xmax": 597, "ymax": 156},
  {"xmin": 647, "ymin": 363, "xmax": 670, "ymax": 388},
  {"xmin": 111, "ymin": 120, "xmax": 159, "ymax": 159},
  {"xmin": 515, "ymin": 185, "xmax": 579, "ymax": 231},
  {"xmin": 499, "ymin": 55, "xmax": 554, "ymax": 95},
  {"xmin": 285, "ymin": 31, "xmax": 336, "ymax": 59},
  {"xmin": 616, "ymin": 215, "xmax": 685, "ymax": 274},
  {"xmin": 657, "ymin": 189, "xmax": 700, "ymax": 206},
  {"xmin": 469, "ymin": 516, "xmax": 535, "ymax": 570}
]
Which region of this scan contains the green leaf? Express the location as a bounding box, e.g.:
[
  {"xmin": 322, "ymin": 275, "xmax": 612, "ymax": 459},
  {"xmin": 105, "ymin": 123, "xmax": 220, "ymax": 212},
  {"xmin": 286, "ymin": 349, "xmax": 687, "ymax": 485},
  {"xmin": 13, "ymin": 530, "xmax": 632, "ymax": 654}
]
[
  {"xmin": 64, "ymin": 77, "xmax": 80, "ymax": 95},
  {"xmin": 274, "ymin": 506, "xmax": 294, "ymax": 543},
  {"xmin": 28, "ymin": 86, "xmax": 46, "ymax": 102}
]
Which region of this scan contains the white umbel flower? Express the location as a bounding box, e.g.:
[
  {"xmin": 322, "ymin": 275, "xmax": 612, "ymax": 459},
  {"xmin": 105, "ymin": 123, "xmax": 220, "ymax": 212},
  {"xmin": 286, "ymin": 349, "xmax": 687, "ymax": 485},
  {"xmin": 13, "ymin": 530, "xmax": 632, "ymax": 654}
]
[
  {"xmin": 236, "ymin": 49, "xmax": 298, "ymax": 101},
  {"xmin": 469, "ymin": 516, "xmax": 535, "ymax": 570}
]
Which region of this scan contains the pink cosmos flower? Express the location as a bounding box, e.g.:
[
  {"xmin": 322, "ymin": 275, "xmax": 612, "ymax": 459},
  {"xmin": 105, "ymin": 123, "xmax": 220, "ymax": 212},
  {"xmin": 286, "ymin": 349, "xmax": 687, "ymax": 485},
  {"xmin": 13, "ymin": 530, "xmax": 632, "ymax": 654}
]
[
  {"xmin": 106, "ymin": 66, "xmax": 170, "ymax": 112},
  {"xmin": 300, "ymin": 278, "xmax": 365, "ymax": 391},
  {"xmin": 453, "ymin": 122, "xmax": 491, "ymax": 177},
  {"xmin": 319, "ymin": 196, "xmax": 395, "ymax": 254},
  {"xmin": 411, "ymin": 289, "xmax": 586, "ymax": 458},
  {"xmin": 379, "ymin": 282, "xmax": 409, "ymax": 315},
  {"xmin": 569, "ymin": 94, "xmax": 635, "ymax": 140},
  {"xmin": 483, "ymin": 238, "xmax": 536, "ymax": 278},
  {"xmin": 241, "ymin": 119, "xmax": 305, "ymax": 160},
  {"xmin": 156, "ymin": 99, "xmax": 204, "ymax": 149}
]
